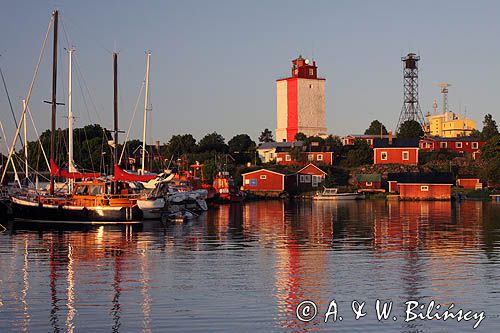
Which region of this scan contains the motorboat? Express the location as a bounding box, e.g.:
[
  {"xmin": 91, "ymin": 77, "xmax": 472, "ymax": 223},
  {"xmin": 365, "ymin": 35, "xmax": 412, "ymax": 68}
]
[{"xmin": 313, "ymin": 187, "xmax": 365, "ymax": 200}]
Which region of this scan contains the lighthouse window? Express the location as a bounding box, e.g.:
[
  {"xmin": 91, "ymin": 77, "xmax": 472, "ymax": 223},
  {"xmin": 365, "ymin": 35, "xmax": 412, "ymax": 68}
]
[
  {"xmin": 421, "ymin": 186, "xmax": 429, "ymax": 192},
  {"xmin": 309, "ymin": 69, "xmax": 313, "ymax": 76},
  {"xmin": 472, "ymin": 142, "xmax": 478, "ymax": 149},
  {"xmin": 285, "ymin": 155, "xmax": 291, "ymax": 161},
  {"xmin": 402, "ymin": 151, "xmax": 409, "ymax": 160},
  {"xmin": 456, "ymin": 142, "xmax": 462, "ymax": 148},
  {"xmin": 317, "ymin": 154, "xmax": 323, "ymax": 161},
  {"xmin": 381, "ymin": 152, "xmax": 388, "ymax": 160},
  {"xmin": 260, "ymin": 175, "xmax": 267, "ymax": 180},
  {"xmin": 309, "ymin": 84, "xmax": 313, "ymax": 88}
]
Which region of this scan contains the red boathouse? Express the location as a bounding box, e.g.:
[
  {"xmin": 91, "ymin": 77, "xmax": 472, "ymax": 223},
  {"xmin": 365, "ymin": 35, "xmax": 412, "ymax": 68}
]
[
  {"xmin": 242, "ymin": 169, "xmax": 286, "ymax": 196},
  {"xmin": 388, "ymin": 173, "xmax": 453, "ymax": 200}
]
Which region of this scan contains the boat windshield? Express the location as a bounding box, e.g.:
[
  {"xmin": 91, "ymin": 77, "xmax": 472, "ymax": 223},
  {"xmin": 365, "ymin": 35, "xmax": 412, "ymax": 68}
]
[{"xmin": 322, "ymin": 188, "xmax": 338, "ymax": 195}]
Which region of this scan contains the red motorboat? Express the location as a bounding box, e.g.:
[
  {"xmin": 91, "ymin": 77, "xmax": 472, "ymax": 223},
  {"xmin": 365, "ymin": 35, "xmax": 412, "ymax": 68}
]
[{"xmin": 212, "ymin": 171, "xmax": 245, "ymax": 203}]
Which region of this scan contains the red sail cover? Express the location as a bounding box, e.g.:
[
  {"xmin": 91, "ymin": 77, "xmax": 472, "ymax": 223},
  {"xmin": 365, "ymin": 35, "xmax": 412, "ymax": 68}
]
[
  {"xmin": 50, "ymin": 159, "xmax": 101, "ymax": 179},
  {"xmin": 113, "ymin": 164, "xmax": 157, "ymax": 181}
]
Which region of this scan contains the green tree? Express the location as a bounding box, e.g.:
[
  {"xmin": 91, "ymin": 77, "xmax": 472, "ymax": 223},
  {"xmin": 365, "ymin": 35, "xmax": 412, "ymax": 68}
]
[
  {"xmin": 398, "ymin": 120, "xmax": 424, "ymax": 138},
  {"xmin": 480, "ymin": 135, "xmax": 500, "ymax": 160},
  {"xmin": 469, "ymin": 129, "xmax": 482, "ymax": 138},
  {"xmin": 228, "ymin": 134, "xmax": 256, "ymax": 164},
  {"xmin": 258, "ymin": 128, "xmax": 274, "ymax": 143},
  {"xmin": 305, "ymin": 135, "xmax": 325, "ymax": 146},
  {"xmin": 324, "ymin": 135, "xmax": 345, "ymax": 159},
  {"xmin": 345, "ymin": 139, "xmax": 373, "ymax": 167},
  {"xmin": 479, "ymin": 134, "xmax": 500, "ymax": 186},
  {"xmin": 294, "ymin": 132, "xmax": 307, "ymax": 141},
  {"xmin": 228, "ymin": 134, "xmax": 255, "ymax": 153},
  {"xmin": 165, "ymin": 134, "xmax": 197, "ymax": 156},
  {"xmin": 289, "ymin": 145, "xmax": 305, "ymax": 163},
  {"xmin": 364, "ymin": 120, "xmax": 388, "ymax": 135},
  {"xmin": 198, "ymin": 132, "xmax": 228, "ymax": 153},
  {"xmin": 481, "ymin": 114, "xmax": 499, "ymax": 140}
]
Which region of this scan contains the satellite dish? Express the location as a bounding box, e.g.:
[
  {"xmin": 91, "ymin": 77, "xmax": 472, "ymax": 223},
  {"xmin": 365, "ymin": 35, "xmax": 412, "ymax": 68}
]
[{"xmin": 305, "ymin": 59, "xmax": 310, "ymax": 65}]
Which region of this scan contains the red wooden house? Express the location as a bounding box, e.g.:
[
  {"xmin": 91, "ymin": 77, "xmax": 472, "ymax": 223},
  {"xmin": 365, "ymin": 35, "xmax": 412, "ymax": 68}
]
[
  {"xmin": 388, "ymin": 173, "xmax": 453, "ymax": 200},
  {"xmin": 275, "ymin": 144, "xmax": 333, "ymax": 166},
  {"xmin": 242, "ymin": 169, "xmax": 286, "ymax": 196},
  {"xmin": 419, "ymin": 136, "xmax": 484, "ymax": 160},
  {"xmin": 342, "ymin": 134, "xmax": 391, "ymax": 147},
  {"xmin": 398, "ymin": 183, "xmax": 452, "ymax": 200},
  {"xmin": 356, "ymin": 174, "xmax": 384, "ymax": 192},
  {"xmin": 373, "ymin": 137, "xmax": 419, "ymax": 165},
  {"xmin": 457, "ymin": 178, "xmax": 482, "ymax": 189}
]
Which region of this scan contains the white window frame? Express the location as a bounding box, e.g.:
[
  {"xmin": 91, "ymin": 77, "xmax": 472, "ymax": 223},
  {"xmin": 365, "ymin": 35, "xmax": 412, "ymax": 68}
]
[
  {"xmin": 309, "ymin": 68, "xmax": 314, "ymax": 76},
  {"xmin": 472, "ymin": 142, "xmax": 478, "ymax": 149},
  {"xmin": 304, "ymin": 175, "xmax": 311, "ymax": 183},
  {"xmin": 440, "ymin": 142, "xmax": 447, "ymax": 149},
  {"xmin": 366, "ymin": 181, "xmax": 373, "ymax": 187},
  {"xmin": 245, "ymin": 179, "xmax": 250, "ymax": 185},
  {"xmin": 421, "ymin": 185, "xmax": 429, "ymax": 192},
  {"xmin": 308, "ymin": 154, "xmax": 314, "ymax": 161},
  {"xmin": 312, "ymin": 175, "xmax": 321, "ymax": 187},
  {"xmin": 317, "ymin": 154, "xmax": 323, "ymax": 161},
  {"xmin": 260, "ymin": 175, "xmax": 267, "ymax": 180},
  {"xmin": 455, "ymin": 142, "xmax": 462, "ymax": 148},
  {"xmin": 300, "ymin": 175, "xmax": 306, "ymax": 183},
  {"xmin": 285, "ymin": 155, "xmax": 291, "ymax": 161},
  {"xmin": 380, "ymin": 151, "xmax": 388, "ymax": 161},
  {"xmin": 402, "ymin": 151, "xmax": 409, "ymax": 161}
]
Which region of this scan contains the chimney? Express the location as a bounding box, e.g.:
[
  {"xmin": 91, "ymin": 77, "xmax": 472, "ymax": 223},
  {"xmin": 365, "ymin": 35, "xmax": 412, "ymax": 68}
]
[{"xmin": 388, "ymin": 131, "xmax": 393, "ymax": 145}]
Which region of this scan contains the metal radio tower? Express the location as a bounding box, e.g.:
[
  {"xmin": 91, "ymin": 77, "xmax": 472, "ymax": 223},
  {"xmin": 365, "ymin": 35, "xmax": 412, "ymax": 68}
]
[
  {"xmin": 396, "ymin": 53, "xmax": 425, "ymax": 131},
  {"xmin": 434, "ymin": 83, "xmax": 451, "ymax": 114}
]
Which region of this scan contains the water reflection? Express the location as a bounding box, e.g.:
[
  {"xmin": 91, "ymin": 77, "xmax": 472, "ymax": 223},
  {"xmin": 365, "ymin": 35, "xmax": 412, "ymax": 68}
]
[{"xmin": 0, "ymin": 200, "xmax": 499, "ymax": 332}]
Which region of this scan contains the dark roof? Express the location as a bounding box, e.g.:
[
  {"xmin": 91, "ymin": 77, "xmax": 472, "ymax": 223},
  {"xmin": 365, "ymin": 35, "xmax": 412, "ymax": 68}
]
[
  {"xmin": 304, "ymin": 145, "xmax": 332, "ymax": 152},
  {"xmin": 257, "ymin": 141, "xmax": 303, "ymax": 150},
  {"xmin": 344, "ymin": 134, "xmax": 391, "ymax": 139},
  {"xmin": 241, "ymin": 168, "xmax": 286, "ymax": 176},
  {"xmin": 388, "ymin": 172, "xmax": 453, "ymax": 184},
  {"xmin": 422, "ymin": 136, "xmax": 483, "ymax": 142},
  {"xmin": 357, "ymin": 174, "xmax": 381, "ymax": 182},
  {"xmin": 373, "ymin": 138, "xmax": 419, "ymax": 148}
]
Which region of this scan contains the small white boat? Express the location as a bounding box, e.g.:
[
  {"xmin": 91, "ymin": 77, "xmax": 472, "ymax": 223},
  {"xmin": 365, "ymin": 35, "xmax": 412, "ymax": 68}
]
[{"xmin": 313, "ymin": 187, "xmax": 365, "ymax": 200}]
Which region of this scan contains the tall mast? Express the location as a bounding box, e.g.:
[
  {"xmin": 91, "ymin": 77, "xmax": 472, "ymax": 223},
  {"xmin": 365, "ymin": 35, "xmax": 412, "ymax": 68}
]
[
  {"xmin": 113, "ymin": 52, "xmax": 118, "ymax": 172},
  {"xmin": 49, "ymin": 9, "xmax": 58, "ymax": 195},
  {"xmin": 141, "ymin": 50, "xmax": 151, "ymax": 175},
  {"xmin": 23, "ymin": 99, "xmax": 28, "ymax": 179},
  {"xmin": 68, "ymin": 48, "xmax": 75, "ymax": 173}
]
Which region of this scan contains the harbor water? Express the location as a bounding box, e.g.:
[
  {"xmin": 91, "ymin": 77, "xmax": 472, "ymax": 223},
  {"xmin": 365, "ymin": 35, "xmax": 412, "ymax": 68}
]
[{"xmin": 0, "ymin": 200, "xmax": 499, "ymax": 332}]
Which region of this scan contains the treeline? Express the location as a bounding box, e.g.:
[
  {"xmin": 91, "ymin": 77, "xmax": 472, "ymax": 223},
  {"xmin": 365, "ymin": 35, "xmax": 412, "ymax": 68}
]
[{"xmin": 3, "ymin": 114, "xmax": 499, "ymax": 185}]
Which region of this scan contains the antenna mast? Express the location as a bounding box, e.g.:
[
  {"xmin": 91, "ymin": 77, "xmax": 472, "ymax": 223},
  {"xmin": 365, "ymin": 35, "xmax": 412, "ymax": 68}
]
[{"xmin": 434, "ymin": 83, "xmax": 451, "ymax": 114}]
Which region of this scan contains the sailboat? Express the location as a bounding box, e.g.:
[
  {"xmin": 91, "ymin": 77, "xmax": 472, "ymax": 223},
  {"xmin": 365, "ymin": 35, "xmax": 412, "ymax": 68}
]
[{"xmin": 8, "ymin": 11, "xmax": 144, "ymax": 223}]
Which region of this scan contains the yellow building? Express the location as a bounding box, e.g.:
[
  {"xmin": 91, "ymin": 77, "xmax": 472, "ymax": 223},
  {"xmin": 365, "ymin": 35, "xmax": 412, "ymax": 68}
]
[{"xmin": 425, "ymin": 111, "xmax": 476, "ymax": 137}]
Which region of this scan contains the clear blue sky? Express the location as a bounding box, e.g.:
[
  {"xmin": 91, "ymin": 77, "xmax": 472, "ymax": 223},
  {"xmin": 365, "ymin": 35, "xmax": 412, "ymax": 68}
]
[{"xmin": 1, "ymin": 0, "xmax": 499, "ymax": 147}]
